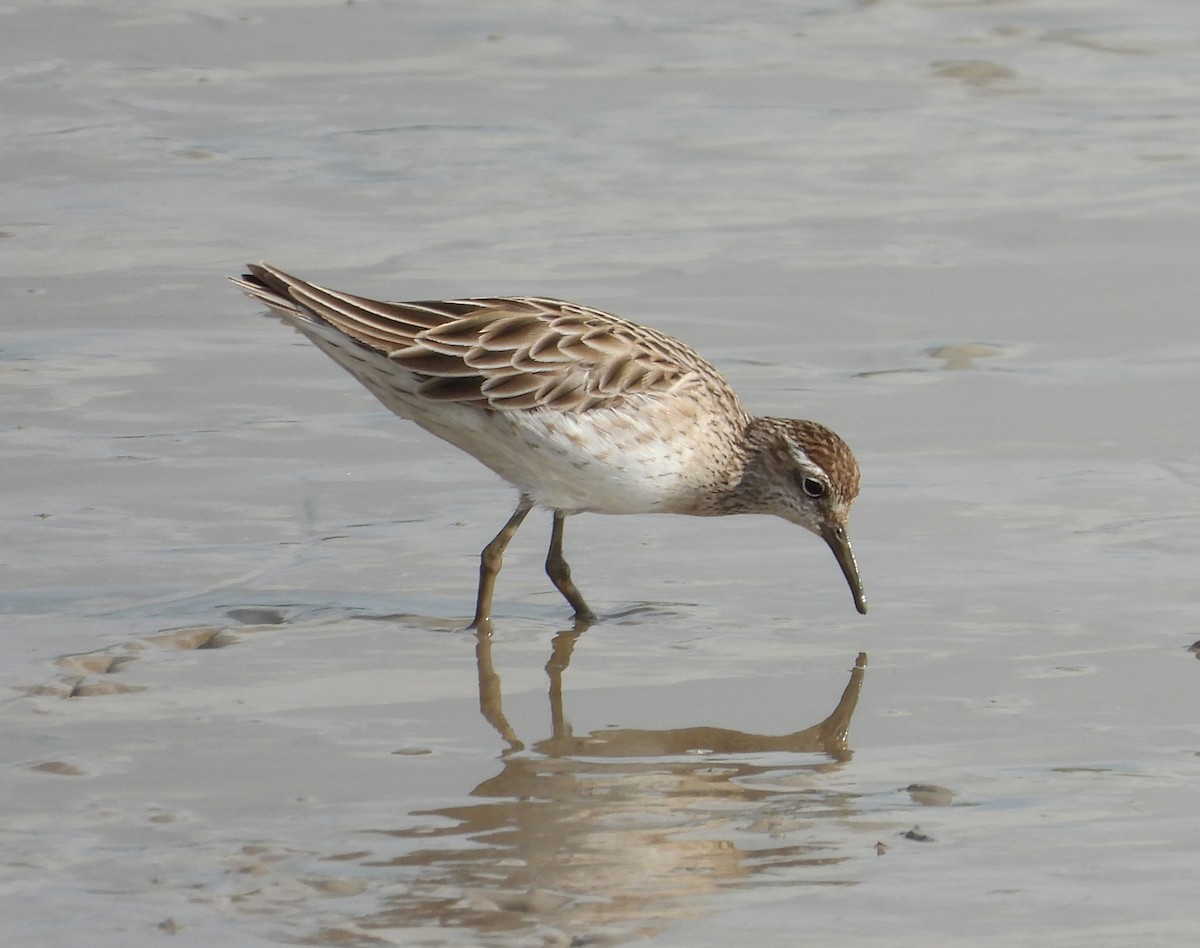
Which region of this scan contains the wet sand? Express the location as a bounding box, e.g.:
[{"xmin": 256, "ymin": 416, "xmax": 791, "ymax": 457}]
[{"xmin": 3, "ymin": 1, "xmax": 1199, "ymax": 945}]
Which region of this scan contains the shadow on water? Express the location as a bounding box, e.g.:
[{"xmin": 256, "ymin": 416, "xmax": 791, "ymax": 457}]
[{"xmin": 351, "ymin": 628, "xmax": 869, "ymax": 944}]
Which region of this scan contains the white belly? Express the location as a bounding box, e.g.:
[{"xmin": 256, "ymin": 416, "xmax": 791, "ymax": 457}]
[
  {"xmin": 296, "ymin": 323, "xmax": 729, "ymax": 515},
  {"xmin": 417, "ymin": 397, "xmax": 716, "ymax": 515}
]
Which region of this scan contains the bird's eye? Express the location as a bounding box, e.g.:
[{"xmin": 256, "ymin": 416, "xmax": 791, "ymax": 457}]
[{"xmin": 801, "ymin": 476, "xmax": 826, "ymax": 498}]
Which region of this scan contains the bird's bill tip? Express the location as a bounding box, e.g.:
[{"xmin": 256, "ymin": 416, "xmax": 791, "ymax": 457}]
[{"xmin": 822, "ymin": 524, "xmax": 868, "ymax": 615}]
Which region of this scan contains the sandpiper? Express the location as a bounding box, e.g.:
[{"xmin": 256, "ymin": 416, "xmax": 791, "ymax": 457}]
[{"xmin": 232, "ymin": 264, "xmax": 867, "ymax": 624}]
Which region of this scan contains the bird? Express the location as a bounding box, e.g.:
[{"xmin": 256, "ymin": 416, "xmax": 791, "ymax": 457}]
[{"xmin": 231, "ymin": 264, "xmax": 867, "ymax": 626}]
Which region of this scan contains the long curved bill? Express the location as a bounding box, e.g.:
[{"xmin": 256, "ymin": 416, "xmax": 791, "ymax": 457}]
[{"xmin": 822, "ymin": 524, "xmax": 868, "ymax": 615}]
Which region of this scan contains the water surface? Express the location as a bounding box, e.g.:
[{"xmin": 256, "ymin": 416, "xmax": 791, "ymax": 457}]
[{"xmin": 2, "ymin": 1, "xmax": 1199, "ymax": 945}]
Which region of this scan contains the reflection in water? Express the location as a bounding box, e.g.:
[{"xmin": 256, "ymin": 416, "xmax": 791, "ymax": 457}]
[{"xmin": 354, "ymin": 631, "xmax": 868, "ymax": 944}]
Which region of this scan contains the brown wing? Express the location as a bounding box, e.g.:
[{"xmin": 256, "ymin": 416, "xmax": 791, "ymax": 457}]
[{"xmin": 235, "ymin": 264, "xmax": 704, "ymax": 412}]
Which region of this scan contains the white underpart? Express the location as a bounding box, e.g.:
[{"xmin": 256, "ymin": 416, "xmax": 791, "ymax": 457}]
[
  {"xmin": 290, "ymin": 315, "xmax": 711, "ymax": 515},
  {"xmin": 488, "ymin": 404, "xmax": 705, "ymax": 513}
]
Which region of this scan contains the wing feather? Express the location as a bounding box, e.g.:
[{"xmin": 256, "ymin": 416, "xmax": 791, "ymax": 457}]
[{"xmin": 233, "ymin": 264, "xmax": 731, "ymax": 415}]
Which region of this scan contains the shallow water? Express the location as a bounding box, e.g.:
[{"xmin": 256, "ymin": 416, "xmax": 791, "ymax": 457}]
[{"xmin": 3, "ymin": 1, "xmax": 1199, "ymax": 945}]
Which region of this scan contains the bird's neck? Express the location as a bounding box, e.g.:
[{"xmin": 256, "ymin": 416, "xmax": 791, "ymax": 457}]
[{"xmin": 685, "ymin": 415, "xmax": 781, "ymax": 517}]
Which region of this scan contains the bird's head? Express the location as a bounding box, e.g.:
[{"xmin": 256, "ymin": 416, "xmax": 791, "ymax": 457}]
[{"xmin": 751, "ymin": 418, "xmax": 867, "ymax": 615}]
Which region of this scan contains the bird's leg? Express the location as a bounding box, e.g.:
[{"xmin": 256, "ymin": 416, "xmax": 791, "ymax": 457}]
[
  {"xmin": 545, "ymin": 511, "xmax": 597, "ymax": 622},
  {"xmin": 470, "ymin": 494, "xmax": 533, "ymax": 629}
]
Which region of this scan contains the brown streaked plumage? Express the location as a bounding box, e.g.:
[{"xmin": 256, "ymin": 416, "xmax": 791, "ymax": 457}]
[{"xmin": 231, "ymin": 263, "xmax": 867, "ymax": 624}]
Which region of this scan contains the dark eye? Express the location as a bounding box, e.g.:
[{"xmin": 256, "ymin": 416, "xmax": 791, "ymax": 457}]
[{"xmin": 801, "ymin": 476, "xmax": 826, "ymax": 498}]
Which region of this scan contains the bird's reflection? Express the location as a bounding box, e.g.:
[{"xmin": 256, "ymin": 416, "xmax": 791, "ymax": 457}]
[{"xmin": 358, "ymin": 625, "xmax": 868, "ymax": 943}]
